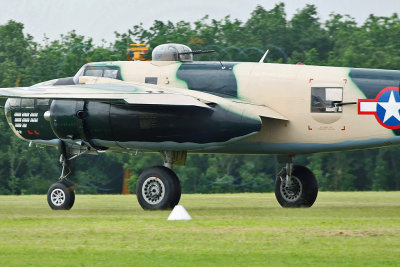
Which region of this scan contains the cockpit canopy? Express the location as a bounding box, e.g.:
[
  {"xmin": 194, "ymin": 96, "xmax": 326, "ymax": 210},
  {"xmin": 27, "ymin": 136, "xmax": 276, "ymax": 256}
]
[
  {"xmin": 152, "ymin": 43, "xmax": 193, "ymax": 62},
  {"xmin": 83, "ymin": 65, "xmax": 122, "ymax": 80},
  {"xmin": 73, "ymin": 64, "xmax": 122, "ymax": 84}
]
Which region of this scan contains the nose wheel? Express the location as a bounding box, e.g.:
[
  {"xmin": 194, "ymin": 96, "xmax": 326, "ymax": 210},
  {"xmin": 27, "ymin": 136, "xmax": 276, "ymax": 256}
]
[{"xmin": 47, "ymin": 181, "xmax": 75, "ymax": 210}]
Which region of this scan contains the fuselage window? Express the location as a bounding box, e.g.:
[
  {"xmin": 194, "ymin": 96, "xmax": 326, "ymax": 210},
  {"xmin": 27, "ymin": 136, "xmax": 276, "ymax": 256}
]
[
  {"xmin": 36, "ymin": 99, "xmax": 50, "ymax": 106},
  {"xmin": 83, "ymin": 66, "xmax": 122, "ymax": 80},
  {"xmin": 21, "ymin": 99, "xmax": 35, "ymax": 108},
  {"xmin": 8, "ymin": 98, "xmax": 21, "ymax": 108},
  {"xmin": 311, "ymin": 87, "xmax": 343, "ymax": 113}
]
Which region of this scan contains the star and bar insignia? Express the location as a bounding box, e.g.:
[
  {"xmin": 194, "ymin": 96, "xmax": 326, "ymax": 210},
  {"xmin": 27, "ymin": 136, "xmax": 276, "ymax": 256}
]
[{"xmin": 358, "ymin": 87, "xmax": 400, "ymax": 129}]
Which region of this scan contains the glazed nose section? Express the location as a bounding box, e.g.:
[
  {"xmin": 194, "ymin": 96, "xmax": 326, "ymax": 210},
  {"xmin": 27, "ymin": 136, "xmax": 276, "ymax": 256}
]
[{"xmin": 4, "ymin": 98, "xmax": 20, "ymax": 115}]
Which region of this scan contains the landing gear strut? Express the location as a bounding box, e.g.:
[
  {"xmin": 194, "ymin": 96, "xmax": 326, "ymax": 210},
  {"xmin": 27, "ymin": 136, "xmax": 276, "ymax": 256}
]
[
  {"xmin": 136, "ymin": 151, "xmax": 185, "ymax": 210},
  {"xmin": 274, "ymin": 156, "xmax": 318, "ymax": 207},
  {"xmin": 47, "ymin": 142, "xmax": 82, "ymax": 210}
]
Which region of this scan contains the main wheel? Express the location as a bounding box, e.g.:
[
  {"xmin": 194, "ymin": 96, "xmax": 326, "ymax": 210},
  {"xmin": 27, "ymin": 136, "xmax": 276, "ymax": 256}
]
[
  {"xmin": 275, "ymin": 165, "xmax": 318, "ymax": 208},
  {"xmin": 47, "ymin": 181, "xmax": 75, "ymax": 210},
  {"xmin": 136, "ymin": 166, "xmax": 181, "ymax": 210}
]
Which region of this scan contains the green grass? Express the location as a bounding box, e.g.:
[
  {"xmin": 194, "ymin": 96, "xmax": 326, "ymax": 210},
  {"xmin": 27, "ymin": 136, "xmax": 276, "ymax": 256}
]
[{"xmin": 1, "ymin": 192, "xmax": 400, "ymax": 266}]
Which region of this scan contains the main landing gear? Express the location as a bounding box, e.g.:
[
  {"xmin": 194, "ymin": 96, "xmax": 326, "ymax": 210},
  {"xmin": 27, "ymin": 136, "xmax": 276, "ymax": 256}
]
[
  {"xmin": 46, "ymin": 146, "xmax": 317, "ymax": 210},
  {"xmin": 274, "ymin": 155, "xmax": 318, "ymax": 207},
  {"xmin": 47, "ymin": 142, "xmax": 80, "ymax": 210},
  {"xmin": 136, "ymin": 151, "xmax": 185, "ymax": 210}
]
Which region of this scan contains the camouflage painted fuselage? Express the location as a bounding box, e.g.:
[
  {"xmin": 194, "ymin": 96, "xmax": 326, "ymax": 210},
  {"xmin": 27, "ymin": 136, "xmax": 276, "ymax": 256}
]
[{"xmin": 5, "ymin": 60, "xmax": 400, "ymax": 155}]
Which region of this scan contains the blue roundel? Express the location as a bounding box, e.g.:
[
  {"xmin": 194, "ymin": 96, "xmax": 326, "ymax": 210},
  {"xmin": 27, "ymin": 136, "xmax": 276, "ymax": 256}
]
[{"xmin": 376, "ymin": 90, "xmax": 400, "ymax": 127}]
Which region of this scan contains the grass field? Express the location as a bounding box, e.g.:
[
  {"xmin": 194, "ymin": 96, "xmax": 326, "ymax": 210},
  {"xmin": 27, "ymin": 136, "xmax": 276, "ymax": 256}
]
[{"xmin": 0, "ymin": 192, "xmax": 400, "ymax": 266}]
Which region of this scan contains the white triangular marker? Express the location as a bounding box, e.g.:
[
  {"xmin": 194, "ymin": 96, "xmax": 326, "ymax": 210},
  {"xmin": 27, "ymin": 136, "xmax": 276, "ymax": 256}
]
[{"xmin": 167, "ymin": 205, "xmax": 192, "ymax": 221}]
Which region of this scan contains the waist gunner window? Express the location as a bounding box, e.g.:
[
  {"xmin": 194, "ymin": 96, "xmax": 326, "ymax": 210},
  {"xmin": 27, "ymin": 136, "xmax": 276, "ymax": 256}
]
[{"xmin": 311, "ymin": 87, "xmax": 343, "ymax": 113}]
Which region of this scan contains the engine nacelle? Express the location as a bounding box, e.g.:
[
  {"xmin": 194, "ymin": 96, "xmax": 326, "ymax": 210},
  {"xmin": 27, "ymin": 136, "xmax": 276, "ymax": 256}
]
[{"xmin": 48, "ymin": 100, "xmax": 261, "ymax": 150}]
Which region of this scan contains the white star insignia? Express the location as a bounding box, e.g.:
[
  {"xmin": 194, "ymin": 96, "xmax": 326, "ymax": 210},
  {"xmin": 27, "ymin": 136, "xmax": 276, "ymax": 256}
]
[{"xmin": 378, "ymin": 90, "xmax": 400, "ymax": 123}]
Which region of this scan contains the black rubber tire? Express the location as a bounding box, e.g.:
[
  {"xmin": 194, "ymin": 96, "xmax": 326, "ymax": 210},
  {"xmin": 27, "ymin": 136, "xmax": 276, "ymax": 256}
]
[
  {"xmin": 61, "ymin": 181, "xmax": 75, "ymax": 209},
  {"xmin": 275, "ymin": 165, "xmax": 318, "ymax": 208},
  {"xmin": 68, "ymin": 189, "xmax": 75, "ymax": 209},
  {"xmin": 136, "ymin": 166, "xmax": 181, "ymax": 210},
  {"xmin": 169, "ymin": 170, "xmax": 181, "ymax": 208},
  {"xmin": 47, "ymin": 181, "xmax": 75, "ymax": 210}
]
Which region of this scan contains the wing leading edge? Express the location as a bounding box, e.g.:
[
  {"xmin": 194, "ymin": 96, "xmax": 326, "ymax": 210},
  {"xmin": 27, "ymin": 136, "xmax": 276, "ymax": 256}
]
[
  {"xmin": 0, "ymin": 80, "xmax": 288, "ymax": 121},
  {"xmin": 0, "ymin": 83, "xmax": 212, "ymax": 110}
]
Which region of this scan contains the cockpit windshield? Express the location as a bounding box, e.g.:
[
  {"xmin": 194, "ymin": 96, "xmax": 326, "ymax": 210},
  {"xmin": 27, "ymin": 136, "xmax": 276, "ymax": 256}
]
[{"xmin": 73, "ymin": 65, "xmax": 122, "ymax": 83}]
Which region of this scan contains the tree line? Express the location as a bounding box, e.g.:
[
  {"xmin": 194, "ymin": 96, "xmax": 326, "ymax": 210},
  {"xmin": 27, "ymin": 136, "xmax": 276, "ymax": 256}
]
[{"xmin": 0, "ymin": 3, "xmax": 400, "ymax": 194}]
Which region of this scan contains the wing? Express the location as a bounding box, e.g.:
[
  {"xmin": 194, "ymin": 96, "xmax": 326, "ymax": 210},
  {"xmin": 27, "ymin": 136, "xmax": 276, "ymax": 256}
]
[
  {"xmin": 0, "ymin": 76, "xmax": 288, "ymax": 121},
  {"xmin": 0, "ymin": 83, "xmax": 211, "ymax": 110},
  {"xmin": 0, "ymin": 77, "xmax": 289, "ymax": 149}
]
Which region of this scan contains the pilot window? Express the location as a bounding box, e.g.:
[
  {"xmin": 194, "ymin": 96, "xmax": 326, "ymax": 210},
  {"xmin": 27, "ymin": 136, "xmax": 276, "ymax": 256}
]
[
  {"xmin": 85, "ymin": 68, "xmax": 103, "ymax": 77},
  {"xmin": 311, "ymin": 87, "xmax": 343, "ymax": 113},
  {"xmin": 103, "ymin": 69, "xmax": 119, "ymax": 79},
  {"xmin": 83, "ymin": 66, "xmax": 122, "ymax": 80}
]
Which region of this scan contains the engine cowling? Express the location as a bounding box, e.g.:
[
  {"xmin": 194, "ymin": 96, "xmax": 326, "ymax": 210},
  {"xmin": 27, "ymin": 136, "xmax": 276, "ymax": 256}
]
[{"xmin": 48, "ymin": 100, "xmax": 261, "ymax": 150}]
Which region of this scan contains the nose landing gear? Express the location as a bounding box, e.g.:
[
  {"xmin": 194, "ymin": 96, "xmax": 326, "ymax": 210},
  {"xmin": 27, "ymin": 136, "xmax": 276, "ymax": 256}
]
[
  {"xmin": 47, "ymin": 181, "xmax": 75, "ymax": 210},
  {"xmin": 46, "ymin": 142, "xmax": 85, "ymax": 210}
]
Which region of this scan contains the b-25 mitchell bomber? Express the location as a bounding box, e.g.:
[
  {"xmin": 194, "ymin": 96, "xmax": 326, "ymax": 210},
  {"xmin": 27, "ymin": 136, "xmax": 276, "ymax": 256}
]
[{"xmin": 1, "ymin": 43, "xmax": 400, "ymax": 210}]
